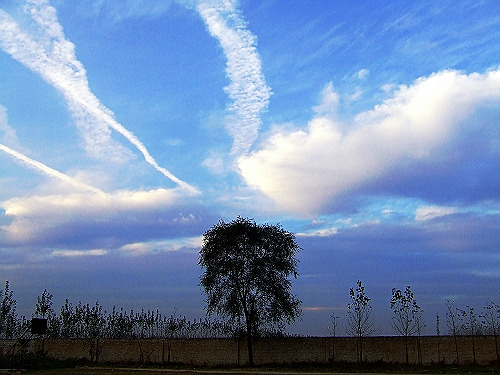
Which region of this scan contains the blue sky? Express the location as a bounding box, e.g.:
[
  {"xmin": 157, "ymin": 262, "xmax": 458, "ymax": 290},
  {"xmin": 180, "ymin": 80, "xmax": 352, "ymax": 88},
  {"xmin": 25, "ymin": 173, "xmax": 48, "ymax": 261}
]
[{"xmin": 1, "ymin": 0, "xmax": 499, "ymax": 336}]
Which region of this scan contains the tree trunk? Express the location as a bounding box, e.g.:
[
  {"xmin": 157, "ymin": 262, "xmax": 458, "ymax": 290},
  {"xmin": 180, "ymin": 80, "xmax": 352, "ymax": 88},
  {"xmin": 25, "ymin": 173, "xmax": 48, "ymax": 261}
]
[
  {"xmin": 471, "ymin": 335, "xmax": 476, "ymax": 364},
  {"xmin": 243, "ymin": 298, "xmax": 254, "ymax": 366},
  {"xmin": 358, "ymin": 335, "xmax": 363, "ymax": 363},
  {"xmin": 453, "ymin": 334, "xmax": 459, "ymax": 365},
  {"xmin": 495, "ymin": 334, "xmax": 499, "ymax": 363},
  {"xmin": 405, "ymin": 335, "xmax": 408, "ymax": 364},
  {"xmin": 246, "ymin": 327, "xmax": 254, "ymax": 366}
]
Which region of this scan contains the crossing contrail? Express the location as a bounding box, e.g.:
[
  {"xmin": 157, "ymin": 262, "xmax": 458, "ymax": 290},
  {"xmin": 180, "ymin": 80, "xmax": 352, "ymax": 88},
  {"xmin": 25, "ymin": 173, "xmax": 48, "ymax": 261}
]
[
  {"xmin": 0, "ymin": 3, "xmax": 198, "ymax": 195},
  {"xmin": 0, "ymin": 143, "xmax": 105, "ymax": 194}
]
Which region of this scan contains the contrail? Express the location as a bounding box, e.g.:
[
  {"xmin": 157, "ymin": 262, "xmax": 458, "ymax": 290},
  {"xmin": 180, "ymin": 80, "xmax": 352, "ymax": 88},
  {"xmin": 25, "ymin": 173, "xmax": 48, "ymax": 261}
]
[
  {"xmin": 196, "ymin": 0, "xmax": 272, "ymax": 158},
  {"xmin": 0, "ymin": 143, "xmax": 105, "ymax": 194},
  {"xmin": 0, "ymin": 3, "xmax": 198, "ymax": 195}
]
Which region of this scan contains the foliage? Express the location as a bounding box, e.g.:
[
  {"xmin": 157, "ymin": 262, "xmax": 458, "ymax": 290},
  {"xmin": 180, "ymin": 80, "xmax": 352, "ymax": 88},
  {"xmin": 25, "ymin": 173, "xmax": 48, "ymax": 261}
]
[{"xmin": 199, "ymin": 216, "xmax": 302, "ymax": 365}]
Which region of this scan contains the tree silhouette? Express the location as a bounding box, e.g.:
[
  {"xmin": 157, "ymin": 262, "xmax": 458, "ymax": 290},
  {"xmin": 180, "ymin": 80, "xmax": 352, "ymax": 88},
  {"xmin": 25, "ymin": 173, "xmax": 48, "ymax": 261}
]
[
  {"xmin": 199, "ymin": 216, "xmax": 302, "ymax": 366},
  {"xmin": 481, "ymin": 302, "xmax": 500, "ymax": 362},
  {"xmin": 0, "ymin": 281, "xmax": 17, "ymax": 339},
  {"xmin": 390, "ymin": 286, "xmax": 424, "ymax": 364},
  {"xmin": 345, "ymin": 280, "xmax": 378, "ymax": 363}
]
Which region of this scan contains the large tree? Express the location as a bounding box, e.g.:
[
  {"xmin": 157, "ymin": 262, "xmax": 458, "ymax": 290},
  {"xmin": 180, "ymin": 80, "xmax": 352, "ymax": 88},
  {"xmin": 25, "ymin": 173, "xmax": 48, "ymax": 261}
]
[{"xmin": 199, "ymin": 216, "xmax": 302, "ymax": 366}]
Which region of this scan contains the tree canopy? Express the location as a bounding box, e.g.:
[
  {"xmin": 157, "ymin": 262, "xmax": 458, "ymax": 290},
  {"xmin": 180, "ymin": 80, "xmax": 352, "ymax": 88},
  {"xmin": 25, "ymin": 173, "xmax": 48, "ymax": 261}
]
[{"xmin": 198, "ymin": 216, "xmax": 302, "ymax": 365}]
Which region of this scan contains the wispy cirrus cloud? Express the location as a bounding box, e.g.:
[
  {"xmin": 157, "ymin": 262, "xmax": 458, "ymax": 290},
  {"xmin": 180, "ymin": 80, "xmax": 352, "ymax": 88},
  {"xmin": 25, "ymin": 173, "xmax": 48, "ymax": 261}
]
[
  {"xmin": 239, "ymin": 68, "xmax": 500, "ymax": 215},
  {"xmin": 88, "ymin": 0, "xmax": 174, "ymax": 23},
  {"xmin": 0, "ymin": 1, "xmax": 197, "ymax": 194},
  {"xmin": 195, "ymin": 0, "xmax": 272, "ymax": 159}
]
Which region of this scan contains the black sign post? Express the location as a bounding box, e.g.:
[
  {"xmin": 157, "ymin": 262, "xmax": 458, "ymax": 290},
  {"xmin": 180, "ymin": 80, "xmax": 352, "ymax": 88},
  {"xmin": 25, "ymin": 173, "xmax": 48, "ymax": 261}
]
[{"xmin": 31, "ymin": 318, "xmax": 48, "ymax": 335}]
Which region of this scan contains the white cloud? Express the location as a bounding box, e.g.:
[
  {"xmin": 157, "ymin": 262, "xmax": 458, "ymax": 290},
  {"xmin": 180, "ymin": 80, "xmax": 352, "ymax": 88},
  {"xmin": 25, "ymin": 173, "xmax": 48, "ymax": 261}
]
[
  {"xmin": 196, "ymin": 0, "xmax": 272, "ymax": 158},
  {"xmin": 415, "ymin": 205, "xmax": 457, "ymax": 222},
  {"xmin": 357, "ymin": 68, "xmax": 369, "ymax": 80},
  {"xmin": 313, "ymin": 82, "xmax": 339, "ymax": 117},
  {"xmin": 202, "ymin": 151, "xmax": 226, "ymax": 175},
  {"xmin": 296, "ymin": 226, "xmax": 338, "ymax": 238},
  {"xmin": 51, "ymin": 249, "xmax": 108, "ymax": 257},
  {"xmin": 119, "ymin": 236, "xmax": 203, "ymax": 255},
  {"xmin": 381, "ymin": 83, "xmax": 395, "ymax": 93},
  {"xmin": 0, "ymin": 3, "xmax": 197, "ymax": 194},
  {"xmin": 0, "ymin": 105, "xmax": 19, "ymax": 148},
  {"xmin": 238, "ymin": 69, "xmax": 500, "ymax": 215}
]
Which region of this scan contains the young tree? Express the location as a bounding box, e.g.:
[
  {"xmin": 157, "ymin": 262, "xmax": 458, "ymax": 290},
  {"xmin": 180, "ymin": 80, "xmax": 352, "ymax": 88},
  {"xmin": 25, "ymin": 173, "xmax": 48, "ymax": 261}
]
[
  {"xmin": 457, "ymin": 305, "xmax": 482, "ymax": 364},
  {"xmin": 436, "ymin": 313, "xmax": 441, "ymax": 363},
  {"xmin": 35, "ymin": 289, "xmax": 60, "ymax": 337},
  {"xmin": 60, "ymin": 299, "xmax": 77, "ymax": 338},
  {"xmin": 481, "ymin": 302, "xmax": 500, "ymax": 362},
  {"xmin": 390, "ymin": 286, "xmax": 424, "ymax": 364},
  {"xmin": 0, "ymin": 281, "xmax": 17, "ymax": 339},
  {"xmin": 328, "ymin": 312, "xmax": 340, "ymax": 363},
  {"xmin": 345, "ymin": 280, "xmax": 378, "ymax": 363},
  {"xmin": 81, "ymin": 301, "xmax": 106, "ymax": 362},
  {"xmin": 445, "ymin": 300, "xmax": 460, "ymax": 364},
  {"xmin": 199, "ymin": 216, "xmax": 302, "ymax": 366},
  {"xmin": 106, "ymin": 306, "xmax": 133, "ymax": 338},
  {"xmin": 35, "ymin": 289, "xmax": 53, "ymax": 319}
]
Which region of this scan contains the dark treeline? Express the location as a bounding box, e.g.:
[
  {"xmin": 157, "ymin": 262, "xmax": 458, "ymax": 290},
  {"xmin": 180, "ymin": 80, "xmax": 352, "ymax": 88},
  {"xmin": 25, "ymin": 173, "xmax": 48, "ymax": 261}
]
[
  {"xmin": 1, "ymin": 280, "xmax": 499, "ymax": 347},
  {"xmin": 0, "ymin": 281, "xmax": 233, "ymax": 340}
]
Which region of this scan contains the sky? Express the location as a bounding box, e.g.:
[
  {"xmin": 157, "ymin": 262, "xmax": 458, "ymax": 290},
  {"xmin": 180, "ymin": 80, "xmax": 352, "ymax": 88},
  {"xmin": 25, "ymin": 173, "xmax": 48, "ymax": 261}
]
[{"xmin": 0, "ymin": 0, "xmax": 499, "ymax": 336}]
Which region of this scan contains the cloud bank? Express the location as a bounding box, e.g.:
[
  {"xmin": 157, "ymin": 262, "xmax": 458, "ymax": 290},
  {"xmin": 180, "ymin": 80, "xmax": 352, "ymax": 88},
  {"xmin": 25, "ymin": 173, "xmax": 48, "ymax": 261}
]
[
  {"xmin": 0, "ymin": 188, "xmax": 204, "ymax": 247},
  {"xmin": 239, "ymin": 69, "xmax": 500, "ymax": 214}
]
